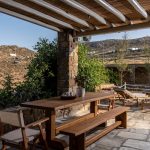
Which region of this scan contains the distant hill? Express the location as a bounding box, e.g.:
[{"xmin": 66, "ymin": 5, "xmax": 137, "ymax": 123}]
[
  {"xmin": 86, "ymin": 36, "xmax": 150, "ymax": 53},
  {"xmin": 85, "ymin": 36, "xmax": 150, "ymax": 64},
  {"xmin": 0, "ymin": 36, "xmax": 150, "ymax": 88},
  {"xmin": 0, "ymin": 45, "xmax": 35, "ymax": 88}
]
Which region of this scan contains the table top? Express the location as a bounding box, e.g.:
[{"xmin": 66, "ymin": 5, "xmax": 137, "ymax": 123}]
[{"xmin": 21, "ymin": 91, "xmax": 115, "ymax": 111}]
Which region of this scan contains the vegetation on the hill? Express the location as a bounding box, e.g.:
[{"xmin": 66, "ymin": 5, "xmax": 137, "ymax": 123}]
[
  {"xmin": 0, "ymin": 38, "xmax": 57, "ymax": 108},
  {"xmin": 0, "ymin": 38, "xmax": 109, "ymax": 108}
]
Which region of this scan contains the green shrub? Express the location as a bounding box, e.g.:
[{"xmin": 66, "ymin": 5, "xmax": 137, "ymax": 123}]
[
  {"xmin": 107, "ymin": 69, "xmax": 119, "ymax": 85},
  {"xmin": 26, "ymin": 38, "xmax": 57, "ymax": 98},
  {"xmin": 0, "ymin": 39, "xmax": 110, "ymax": 108},
  {"xmin": 0, "ymin": 74, "xmax": 14, "ymax": 108},
  {"xmin": 77, "ymin": 44, "xmax": 109, "ymax": 91}
]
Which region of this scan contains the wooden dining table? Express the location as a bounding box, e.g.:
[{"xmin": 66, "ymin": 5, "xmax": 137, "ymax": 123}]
[{"xmin": 21, "ymin": 91, "xmax": 115, "ymax": 149}]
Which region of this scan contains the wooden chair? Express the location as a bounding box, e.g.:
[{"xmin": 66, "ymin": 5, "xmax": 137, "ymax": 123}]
[
  {"xmin": 97, "ymin": 97, "xmax": 115, "ymax": 113},
  {"xmin": 0, "ymin": 108, "xmax": 49, "ymax": 150},
  {"xmin": 113, "ymin": 87, "xmax": 148, "ymax": 106}
]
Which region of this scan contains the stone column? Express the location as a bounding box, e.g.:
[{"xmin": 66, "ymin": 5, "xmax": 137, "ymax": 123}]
[{"xmin": 57, "ymin": 30, "xmax": 78, "ymax": 95}]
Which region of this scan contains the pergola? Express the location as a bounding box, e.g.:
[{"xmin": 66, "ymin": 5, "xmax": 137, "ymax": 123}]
[{"xmin": 1, "ymin": 0, "xmax": 150, "ymax": 94}]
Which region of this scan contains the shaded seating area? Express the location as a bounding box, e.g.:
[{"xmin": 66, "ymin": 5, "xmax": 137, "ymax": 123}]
[
  {"xmin": 113, "ymin": 87, "xmax": 148, "ymax": 107},
  {"xmin": 1, "ymin": 0, "xmax": 150, "ymax": 149}
]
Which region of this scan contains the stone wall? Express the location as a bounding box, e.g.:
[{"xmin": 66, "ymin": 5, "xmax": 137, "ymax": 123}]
[
  {"xmin": 107, "ymin": 64, "xmax": 150, "ymax": 85},
  {"xmin": 57, "ymin": 30, "xmax": 78, "ymax": 95}
]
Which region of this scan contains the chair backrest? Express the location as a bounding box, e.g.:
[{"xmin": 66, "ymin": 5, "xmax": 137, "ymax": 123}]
[
  {"xmin": 123, "ymin": 90, "xmax": 135, "ymax": 98},
  {"xmin": 113, "ymin": 87, "xmax": 134, "ymax": 99},
  {"xmin": 0, "ymin": 109, "xmax": 25, "ymax": 127}
]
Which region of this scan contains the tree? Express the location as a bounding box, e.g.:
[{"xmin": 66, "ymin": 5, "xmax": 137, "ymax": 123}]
[
  {"xmin": 0, "ymin": 74, "xmax": 14, "ymax": 108},
  {"xmin": 26, "ymin": 38, "xmax": 58, "ymax": 97},
  {"xmin": 76, "ymin": 44, "xmax": 109, "ymax": 91},
  {"xmin": 115, "ymin": 33, "xmax": 128, "ymax": 85},
  {"xmin": 143, "ymin": 37, "xmax": 150, "ymax": 83}
]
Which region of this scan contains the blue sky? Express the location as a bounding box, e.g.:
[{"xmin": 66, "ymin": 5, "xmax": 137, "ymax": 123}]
[{"xmin": 1, "ymin": 13, "xmax": 150, "ymax": 50}]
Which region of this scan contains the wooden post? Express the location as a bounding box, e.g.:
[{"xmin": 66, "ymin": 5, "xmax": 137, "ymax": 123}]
[
  {"xmin": 45, "ymin": 110, "xmax": 68, "ymax": 150},
  {"xmin": 90, "ymin": 101, "xmax": 98, "ymax": 116},
  {"xmin": 115, "ymin": 111, "xmax": 127, "ymax": 128},
  {"xmin": 45, "ymin": 110, "xmax": 56, "ymax": 141},
  {"xmin": 69, "ymin": 133, "xmax": 85, "ymax": 150}
]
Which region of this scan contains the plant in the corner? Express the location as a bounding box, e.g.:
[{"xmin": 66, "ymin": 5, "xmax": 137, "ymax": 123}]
[
  {"xmin": 76, "ymin": 44, "xmax": 109, "ymax": 92},
  {"xmin": 75, "ymin": 73, "xmax": 87, "ymax": 97}
]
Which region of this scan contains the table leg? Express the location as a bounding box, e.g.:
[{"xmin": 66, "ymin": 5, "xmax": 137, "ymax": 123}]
[
  {"xmin": 45, "ymin": 110, "xmax": 67, "ymax": 150},
  {"xmin": 45, "ymin": 110, "xmax": 56, "ymax": 141},
  {"xmin": 90, "ymin": 101, "xmax": 98, "ymax": 116}
]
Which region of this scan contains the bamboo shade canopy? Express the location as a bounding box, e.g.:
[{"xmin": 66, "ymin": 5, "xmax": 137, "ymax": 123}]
[{"xmin": 1, "ymin": 0, "xmax": 150, "ymax": 36}]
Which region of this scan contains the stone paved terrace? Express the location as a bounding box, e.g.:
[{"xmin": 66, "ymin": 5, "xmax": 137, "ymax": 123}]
[
  {"xmin": 85, "ymin": 107, "xmax": 150, "ymax": 150},
  {"xmin": 1, "ymin": 107, "xmax": 150, "ymax": 150},
  {"xmin": 57, "ymin": 107, "xmax": 150, "ymax": 150}
]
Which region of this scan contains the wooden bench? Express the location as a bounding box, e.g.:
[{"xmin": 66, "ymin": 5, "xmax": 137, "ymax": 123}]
[{"xmin": 60, "ymin": 107, "xmax": 129, "ymax": 150}]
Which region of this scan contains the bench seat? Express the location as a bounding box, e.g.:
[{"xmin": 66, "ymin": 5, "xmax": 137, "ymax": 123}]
[{"xmin": 60, "ymin": 107, "xmax": 129, "ymax": 150}]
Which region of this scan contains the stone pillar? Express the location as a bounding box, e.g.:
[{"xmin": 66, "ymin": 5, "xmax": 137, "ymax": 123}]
[{"xmin": 57, "ymin": 30, "xmax": 78, "ymax": 95}]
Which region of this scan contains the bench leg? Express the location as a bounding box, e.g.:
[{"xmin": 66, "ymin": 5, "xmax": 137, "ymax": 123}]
[
  {"xmin": 141, "ymin": 100, "xmax": 144, "ymax": 110},
  {"xmin": 69, "ymin": 133, "xmax": 85, "ymax": 150},
  {"xmin": 115, "ymin": 112, "xmax": 127, "ymax": 128}
]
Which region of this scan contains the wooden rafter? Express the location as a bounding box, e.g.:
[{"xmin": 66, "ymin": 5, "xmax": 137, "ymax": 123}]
[
  {"xmin": 76, "ymin": 21, "xmax": 150, "ymax": 37},
  {"xmin": 61, "ymin": 0, "xmax": 111, "ymax": 27},
  {"xmin": 30, "ymin": 0, "xmax": 92, "ymax": 28},
  {"xmin": 0, "ymin": 0, "xmax": 78, "ymax": 30},
  {"xmin": 0, "ymin": 7, "xmax": 63, "ymax": 32},
  {"xmin": 127, "ymin": 0, "xmax": 148, "ymax": 19},
  {"xmin": 0, "ymin": 0, "xmax": 150, "ymax": 36},
  {"xmin": 94, "ymin": 0, "xmax": 129, "ymax": 23}
]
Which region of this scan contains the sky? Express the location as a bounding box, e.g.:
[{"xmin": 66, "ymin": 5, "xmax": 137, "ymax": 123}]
[{"xmin": 1, "ymin": 13, "xmax": 150, "ymax": 50}]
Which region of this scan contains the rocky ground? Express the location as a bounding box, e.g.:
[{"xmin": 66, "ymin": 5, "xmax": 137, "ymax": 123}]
[
  {"xmin": 86, "ymin": 107, "xmax": 150, "ymax": 150},
  {"xmin": 0, "ymin": 45, "xmax": 35, "ymax": 88}
]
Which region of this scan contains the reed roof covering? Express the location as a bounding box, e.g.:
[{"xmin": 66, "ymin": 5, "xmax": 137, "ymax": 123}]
[{"xmin": 1, "ymin": 0, "xmax": 150, "ymax": 36}]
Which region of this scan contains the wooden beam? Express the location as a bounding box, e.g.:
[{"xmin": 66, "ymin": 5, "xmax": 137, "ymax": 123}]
[
  {"xmin": 61, "ymin": 0, "xmax": 111, "ymax": 27},
  {"xmin": 127, "ymin": 0, "xmax": 148, "ymax": 19},
  {"xmin": 30, "ymin": 0, "xmax": 92, "ymax": 28},
  {"xmin": 0, "ymin": 7, "xmax": 62, "ymax": 32},
  {"xmin": 76, "ymin": 21, "xmax": 150, "ymax": 37},
  {"xmin": 94, "ymin": 0, "xmax": 129, "ymax": 23},
  {"xmin": 0, "ymin": 0, "xmax": 77, "ymax": 30}
]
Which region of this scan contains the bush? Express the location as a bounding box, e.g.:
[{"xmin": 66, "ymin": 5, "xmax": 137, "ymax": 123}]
[
  {"xmin": 107, "ymin": 69, "xmax": 119, "ymax": 85},
  {"xmin": 0, "ymin": 38, "xmax": 58, "ymax": 108},
  {"xmin": 77, "ymin": 44, "xmax": 109, "ymax": 91},
  {"xmin": 0, "ymin": 74, "xmax": 14, "ymax": 108},
  {"xmin": 26, "ymin": 38, "xmax": 57, "ymax": 98},
  {"xmin": 0, "ymin": 39, "xmax": 109, "ymax": 108}
]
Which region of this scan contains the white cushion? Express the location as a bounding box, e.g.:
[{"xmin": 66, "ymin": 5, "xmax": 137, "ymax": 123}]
[{"xmin": 1, "ymin": 128, "xmax": 39, "ymax": 143}]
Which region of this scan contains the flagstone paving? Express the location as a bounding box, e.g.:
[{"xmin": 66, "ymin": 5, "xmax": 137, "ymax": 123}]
[{"xmin": 86, "ymin": 108, "xmax": 150, "ymax": 150}]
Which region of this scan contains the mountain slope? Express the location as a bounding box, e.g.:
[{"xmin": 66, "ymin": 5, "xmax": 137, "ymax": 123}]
[{"xmin": 0, "ymin": 45, "xmax": 35, "ymax": 88}]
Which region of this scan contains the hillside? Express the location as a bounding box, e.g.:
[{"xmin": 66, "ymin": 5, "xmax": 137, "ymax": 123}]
[
  {"xmin": 86, "ymin": 36, "xmax": 150, "ymax": 53},
  {"xmin": 0, "ymin": 36, "xmax": 149, "ymax": 88},
  {"xmin": 86, "ymin": 36, "xmax": 150, "ymax": 64},
  {"xmin": 0, "ymin": 45, "xmax": 35, "ymax": 88}
]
